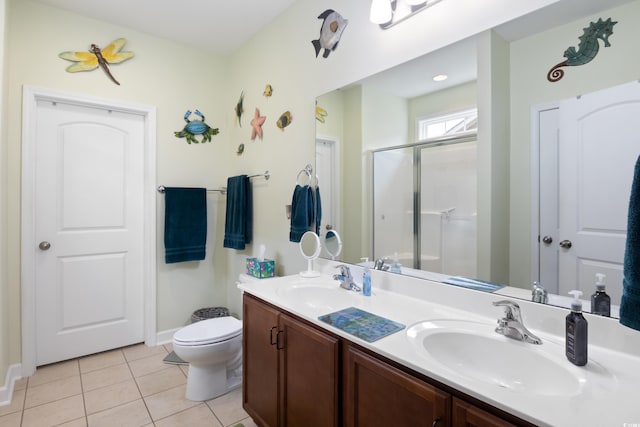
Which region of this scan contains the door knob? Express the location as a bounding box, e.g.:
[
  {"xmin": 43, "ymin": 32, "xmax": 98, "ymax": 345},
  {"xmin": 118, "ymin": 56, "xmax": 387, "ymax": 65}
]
[
  {"xmin": 559, "ymin": 240, "xmax": 572, "ymax": 249},
  {"xmin": 39, "ymin": 241, "xmax": 51, "ymax": 251},
  {"xmin": 542, "ymin": 236, "xmax": 553, "ymax": 244}
]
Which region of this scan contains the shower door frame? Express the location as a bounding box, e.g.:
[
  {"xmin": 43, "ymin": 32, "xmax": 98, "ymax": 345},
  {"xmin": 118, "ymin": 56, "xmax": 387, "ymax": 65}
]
[{"xmin": 372, "ymin": 132, "xmax": 477, "ymax": 271}]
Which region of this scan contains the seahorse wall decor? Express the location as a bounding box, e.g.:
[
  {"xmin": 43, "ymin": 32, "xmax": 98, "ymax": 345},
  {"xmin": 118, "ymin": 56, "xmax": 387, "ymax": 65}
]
[{"xmin": 547, "ymin": 17, "xmax": 617, "ymax": 83}]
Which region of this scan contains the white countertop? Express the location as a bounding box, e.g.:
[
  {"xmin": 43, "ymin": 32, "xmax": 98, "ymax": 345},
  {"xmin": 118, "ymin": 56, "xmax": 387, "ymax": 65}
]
[{"xmin": 238, "ymin": 260, "xmax": 640, "ymax": 427}]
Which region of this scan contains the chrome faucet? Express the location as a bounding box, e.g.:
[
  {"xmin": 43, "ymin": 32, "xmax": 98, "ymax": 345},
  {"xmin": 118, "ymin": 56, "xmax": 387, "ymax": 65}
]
[
  {"xmin": 333, "ymin": 265, "xmax": 361, "ymax": 292},
  {"xmin": 531, "ymin": 282, "xmax": 548, "ymax": 304},
  {"xmin": 493, "ymin": 300, "xmax": 542, "ymax": 345},
  {"xmin": 373, "ymin": 257, "xmax": 389, "ymax": 271}
]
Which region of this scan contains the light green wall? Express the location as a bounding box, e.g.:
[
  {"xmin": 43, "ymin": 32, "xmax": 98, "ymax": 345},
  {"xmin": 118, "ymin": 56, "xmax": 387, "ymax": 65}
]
[
  {"xmin": 0, "ymin": 0, "xmax": 562, "ymax": 382},
  {"xmin": 509, "ymin": 0, "xmax": 640, "ymax": 287},
  {"xmin": 0, "ymin": 0, "xmax": 9, "ymax": 389},
  {"xmin": 5, "ymin": 0, "xmax": 232, "ymax": 365}
]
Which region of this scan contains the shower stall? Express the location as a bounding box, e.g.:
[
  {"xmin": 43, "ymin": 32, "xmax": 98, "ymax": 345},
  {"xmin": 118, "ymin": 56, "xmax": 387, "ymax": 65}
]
[{"xmin": 372, "ymin": 135, "xmax": 477, "ymax": 277}]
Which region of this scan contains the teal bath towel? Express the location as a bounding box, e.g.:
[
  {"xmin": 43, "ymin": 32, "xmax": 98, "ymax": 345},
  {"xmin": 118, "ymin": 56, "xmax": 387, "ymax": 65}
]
[
  {"xmin": 289, "ymin": 184, "xmax": 314, "ymax": 242},
  {"xmin": 621, "ymin": 155, "xmax": 640, "ymax": 331},
  {"xmin": 164, "ymin": 187, "xmax": 207, "ymax": 263},
  {"xmin": 223, "ymin": 175, "xmax": 252, "ymax": 250}
]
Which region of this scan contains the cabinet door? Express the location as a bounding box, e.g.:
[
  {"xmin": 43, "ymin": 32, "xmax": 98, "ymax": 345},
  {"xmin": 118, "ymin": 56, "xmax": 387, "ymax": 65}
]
[
  {"xmin": 452, "ymin": 398, "xmax": 517, "ymax": 427},
  {"xmin": 243, "ymin": 295, "xmax": 280, "ymax": 427},
  {"xmin": 344, "ymin": 346, "xmax": 451, "ymax": 427},
  {"xmin": 279, "ymin": 313, "xmax": 340, "ymax": 427}
]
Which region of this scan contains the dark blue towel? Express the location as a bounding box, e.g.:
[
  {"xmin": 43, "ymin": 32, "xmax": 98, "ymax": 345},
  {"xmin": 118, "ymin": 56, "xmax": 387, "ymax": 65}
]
[
  {"xmin": 223, "ymin": 175, "xmax": 252, "ymax": 250},
  {"xmin": 621, "ymin": 155, "xmax": 640, "ymax": 331},
  {"xmin": 164, "ymin": 187, "xmax": 207, "ymax": 263},
  {"xmin": 290, "ymin": 185, "xmax": 314, "ymax": 242},
  {"xmin": 315, "ymin": 186, "xmax": 322, "ymax": 236}
]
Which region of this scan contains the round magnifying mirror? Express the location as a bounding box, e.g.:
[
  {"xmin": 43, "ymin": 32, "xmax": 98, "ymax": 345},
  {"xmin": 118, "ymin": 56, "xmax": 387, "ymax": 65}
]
[
  {"xmin": 299, "ymin": 231, "xmax": 321, "ymax": 277},
  {"xmin": 323, "ymin": 230, "xmax": 342, "ymax": 260}
]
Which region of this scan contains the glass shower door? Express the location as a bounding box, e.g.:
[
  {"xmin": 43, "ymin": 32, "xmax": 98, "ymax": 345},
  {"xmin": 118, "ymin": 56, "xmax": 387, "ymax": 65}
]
[
  {"xmin": 372, "ymin": 147, "xmax": 414, "ymax": 267},
  {"xmin": 420, "ymin": 141, "xmax": 477, "ymax": 277}
]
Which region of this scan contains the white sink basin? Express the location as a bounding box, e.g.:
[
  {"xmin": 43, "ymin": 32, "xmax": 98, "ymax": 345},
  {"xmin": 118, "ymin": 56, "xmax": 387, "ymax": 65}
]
[
  {"xmin": 406, "ymin": 319, "xmax": 588, "ymax": 397},
  {"xmin": 275, "ymin": 281, "xmax": 363, "ymax": 312}
]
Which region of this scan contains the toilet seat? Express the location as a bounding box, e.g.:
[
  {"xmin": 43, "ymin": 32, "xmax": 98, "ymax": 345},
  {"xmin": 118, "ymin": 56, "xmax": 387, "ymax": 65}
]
[{"xmin": 173, "ymin": 316, "xmax": 242, "ymax": 346}]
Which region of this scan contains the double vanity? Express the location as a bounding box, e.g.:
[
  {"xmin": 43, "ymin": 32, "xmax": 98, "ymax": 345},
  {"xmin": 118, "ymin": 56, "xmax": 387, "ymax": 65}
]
[{"xmin": 238, "ymin": 259, "xmax": 640, "ymax": 426}]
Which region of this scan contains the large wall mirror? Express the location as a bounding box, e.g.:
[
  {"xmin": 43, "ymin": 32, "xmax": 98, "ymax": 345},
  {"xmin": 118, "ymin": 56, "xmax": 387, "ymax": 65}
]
[{"xmin": 315, "ymin": 0, "xmax": 640, "ymax": 317}]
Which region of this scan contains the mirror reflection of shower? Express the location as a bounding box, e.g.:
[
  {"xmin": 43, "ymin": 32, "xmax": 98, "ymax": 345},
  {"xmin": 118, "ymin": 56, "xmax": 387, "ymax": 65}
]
[{"xmin": 373, "ymin": 136, "xmax": 477, "ymax": 277}]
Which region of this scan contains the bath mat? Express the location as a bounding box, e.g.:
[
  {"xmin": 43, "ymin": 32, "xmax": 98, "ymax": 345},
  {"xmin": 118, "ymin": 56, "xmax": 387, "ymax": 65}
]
[
  {"xmin": 163, "ymin": 351, "xmax": 187, "ymax": 365},
  {"xmin": 318, "ymin": 307, "xmax": 405, "ymax": 343}
]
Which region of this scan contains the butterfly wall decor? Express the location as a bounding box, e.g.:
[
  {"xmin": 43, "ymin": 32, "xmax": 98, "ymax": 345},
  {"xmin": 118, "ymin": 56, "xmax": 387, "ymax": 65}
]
[{"xmin": 58, "ymin": 38, "xmax": 134, "ymax": 85}]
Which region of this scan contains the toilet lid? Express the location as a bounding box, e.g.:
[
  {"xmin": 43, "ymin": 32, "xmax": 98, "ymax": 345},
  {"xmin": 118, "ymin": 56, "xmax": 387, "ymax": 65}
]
[{"xmin": 173, "ymin": 316, "xmax": 242, "ymax": 346}]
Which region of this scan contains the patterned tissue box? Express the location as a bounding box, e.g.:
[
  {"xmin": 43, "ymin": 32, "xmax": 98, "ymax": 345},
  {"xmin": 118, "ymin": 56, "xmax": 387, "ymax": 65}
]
[{"xmin": 246, "ymin": 258, "xmax": 275, "ymax": 278}]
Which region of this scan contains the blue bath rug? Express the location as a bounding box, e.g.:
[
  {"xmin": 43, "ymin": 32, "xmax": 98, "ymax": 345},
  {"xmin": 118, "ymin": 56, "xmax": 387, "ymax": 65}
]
[{"xmin": 163, "ymin": 351, "xmax": 187, "ymax": 365}]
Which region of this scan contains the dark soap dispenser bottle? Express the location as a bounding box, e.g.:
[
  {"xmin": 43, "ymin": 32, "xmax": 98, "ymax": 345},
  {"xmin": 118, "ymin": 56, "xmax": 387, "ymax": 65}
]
[
  {"xmin": 590, "ymin": 273, "xmax": 611, "ymax": 317},
  {"xmin": 566, "ymin": 290, "xmax": 588, "ymax": 366}
]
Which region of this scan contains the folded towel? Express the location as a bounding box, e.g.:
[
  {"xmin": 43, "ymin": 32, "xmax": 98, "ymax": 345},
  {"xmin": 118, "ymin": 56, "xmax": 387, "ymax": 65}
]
[
  {"xmin": 164, "ymin": 187, "xmax": 207, "ymax": 263},
  {"xmin": 621, "ymin": 155, "xmax": 640, "ymax": 331},
  {"xmin": 223, "ymin": 175, "xmax": 252, "ymax": 250},
  {"xmin": 442, "ymin": 276, "xmax": 505, "ymax": 293},
  {"xmin": 290, "ymin": 184, "xmax": 314, "ymax": 242},
  {"xmin": 315, "ymin": 186, "xmax": 323, "ymax": 236}
]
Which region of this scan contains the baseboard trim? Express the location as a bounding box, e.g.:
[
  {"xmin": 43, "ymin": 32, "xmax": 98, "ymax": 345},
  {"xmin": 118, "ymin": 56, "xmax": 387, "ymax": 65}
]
[
  {"xmin": 0, "ymin": 364, "xmax": 22, "ymax": 407},
  {"xmin": 156, "ymin": 328, "xmax": 181, "ymax": 346}
]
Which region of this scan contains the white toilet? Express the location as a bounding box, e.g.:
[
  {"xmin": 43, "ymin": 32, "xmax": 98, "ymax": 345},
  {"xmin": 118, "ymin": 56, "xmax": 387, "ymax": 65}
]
[{"xmin": 172, "ymin": 316, "xmax": 243, "ymax": 401}]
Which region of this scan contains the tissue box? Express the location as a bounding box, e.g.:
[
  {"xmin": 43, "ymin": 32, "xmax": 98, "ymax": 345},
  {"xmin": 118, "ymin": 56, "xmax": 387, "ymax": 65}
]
[{"xmin": 246, "ymin": 258, "xmax": 275, "ymax": 278}]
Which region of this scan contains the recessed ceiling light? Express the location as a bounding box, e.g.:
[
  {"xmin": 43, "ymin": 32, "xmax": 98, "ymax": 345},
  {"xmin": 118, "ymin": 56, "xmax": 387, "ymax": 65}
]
[{"xmin": 433, "ymin": 74, "xmax": 448, "ymax": 82}]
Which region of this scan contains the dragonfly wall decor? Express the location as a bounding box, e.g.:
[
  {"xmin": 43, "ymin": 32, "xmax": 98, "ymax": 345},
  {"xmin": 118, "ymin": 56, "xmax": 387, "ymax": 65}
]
[{"xmin": 58, "ymin": 38, "xmax": 134, "ymax": 85}]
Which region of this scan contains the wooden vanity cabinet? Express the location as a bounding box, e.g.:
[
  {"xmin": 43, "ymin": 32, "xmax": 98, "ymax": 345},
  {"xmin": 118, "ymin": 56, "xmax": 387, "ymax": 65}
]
[
  {"xmin": 344, "ymin": 346, "xmax": 450, "ymax": 427},
  {"xmin": 243, "ymin": 294, "xmax": 532, "ymax": 427},
  {"xmin": 452, "ymin": 398, "xmax": 518, "ymax": 427},
  {"xmin": 242, "ymin": 294, "xmax": 340, "ymax": 427}
]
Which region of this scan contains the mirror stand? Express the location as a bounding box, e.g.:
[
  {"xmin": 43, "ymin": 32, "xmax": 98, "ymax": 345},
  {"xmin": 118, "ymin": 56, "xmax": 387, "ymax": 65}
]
[{"xmin": 299, "ymin": 231, "xmax": 322, "ymax": 277}]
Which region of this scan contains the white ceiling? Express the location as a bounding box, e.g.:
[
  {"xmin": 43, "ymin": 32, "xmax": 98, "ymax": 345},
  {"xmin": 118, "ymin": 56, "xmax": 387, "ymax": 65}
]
[{"xmin": 32, "ymin": 0, "xmax": 297, "ymax": 55}]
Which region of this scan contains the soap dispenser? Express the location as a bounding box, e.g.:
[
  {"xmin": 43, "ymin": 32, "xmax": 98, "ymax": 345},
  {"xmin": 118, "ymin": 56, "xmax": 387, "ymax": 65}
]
[
  {"xmin": 566, "ymin": 290, "xmax": 588, "ymax": 366},
  {"xmin": 590, "ymin": 273, "xmax": 611, "ymax": 317},
  {"xmin": 390, "ymin": 252, "xmax": 402, "ymax": 274},
  {"xmin": 362, "ymin": 266, "xmax": 372, "ymax": 296}
]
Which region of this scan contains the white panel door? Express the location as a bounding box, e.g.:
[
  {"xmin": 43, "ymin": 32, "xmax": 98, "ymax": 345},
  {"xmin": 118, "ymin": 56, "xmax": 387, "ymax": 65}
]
[
  {"xmin": 35, "ymin": 99, "xmax": 145, "ymax": 365},
  {"xmin": 558, "ymin": 81, "xmax": 640, "ymax": 304},
  {"xmin": 316, "ymin": 138, "xmax": 337, "ymax": 237}
]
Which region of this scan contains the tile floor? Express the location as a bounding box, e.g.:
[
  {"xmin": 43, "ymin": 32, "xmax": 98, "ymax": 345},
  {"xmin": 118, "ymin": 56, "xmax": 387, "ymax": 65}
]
[{"xmin": 0, "ymin": 343, "xmax": 257, "ymax": 427}]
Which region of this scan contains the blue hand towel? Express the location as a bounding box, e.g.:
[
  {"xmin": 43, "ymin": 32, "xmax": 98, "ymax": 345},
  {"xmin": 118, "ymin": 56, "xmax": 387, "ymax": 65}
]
[
  {"xmin": 315, "ymin": 186, "xmax": 323, "ymax": 236},
  {"xmin": 621, "ymin": 155, "xmax": 640, "ymax": 331},
  {"xmin": 290, "ymin": 184, "xmax": 314, "ymax": 242},
  {"xmin": 164, "ymin": 187, "xmax": 207, "ymax": 264},
  {"xmin": 223, "ymin": 175, "xmax": 252, "ymax": 250}
]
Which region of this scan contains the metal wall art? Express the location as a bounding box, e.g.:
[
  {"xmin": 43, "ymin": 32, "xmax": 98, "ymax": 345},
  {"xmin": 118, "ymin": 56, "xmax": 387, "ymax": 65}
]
[
  {"xmin": 58, "ymin": 38, "xmax": 134, "ymax": 85},
  {"xmin": 547, "ymin": 18, "xmax": 617, "ymax": 82}
]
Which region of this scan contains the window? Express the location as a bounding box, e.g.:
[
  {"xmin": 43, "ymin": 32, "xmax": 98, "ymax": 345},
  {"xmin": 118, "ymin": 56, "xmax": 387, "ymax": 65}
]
[{"xmin": 416, "ymin": 108, "xmax": 477, "ymax": 141}]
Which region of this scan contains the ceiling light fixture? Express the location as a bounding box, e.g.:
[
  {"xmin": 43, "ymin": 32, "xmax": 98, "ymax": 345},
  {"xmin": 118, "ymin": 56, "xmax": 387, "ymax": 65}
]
[
  {"xmin": 433, "ymin": 74, "xmax": 448, "ymax": 82},
  {"xmin": 370, "ymin": 0, "xmax": 393, "ymax": 25},
  {"xmin": 371, "ymin": 0, "xmax": 443, "ymax": 29}
]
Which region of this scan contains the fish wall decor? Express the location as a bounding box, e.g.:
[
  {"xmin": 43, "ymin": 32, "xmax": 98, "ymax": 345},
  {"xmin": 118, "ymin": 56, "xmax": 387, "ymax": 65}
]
[
  {"xmin": 316, "ymin": 103, "xmax": 328, "ymax": 123},
  {"xmin": 58, "ymin": 38, "xmax": 134, "ymax": 85},
  {"xmin": 263, "ymin": 84, "xmax": 273, "ymax": 98},
  {"xmin": 234, "ymin": 91, "xmax": 245, "ymax": 127},
  {"xmin": 312, "ymin": 9, "xmax": 349, "ymax": 59},
  {"xmin": 174, "ymin": 110, "xmax": 219, "ymax": 144},
  {"xmin": 277, "ymin": 111, "xmax": 293, "ymax": 131},
  {"xmin": 547, "ymin": 18, "xmax": 617, "ymax": 82}
]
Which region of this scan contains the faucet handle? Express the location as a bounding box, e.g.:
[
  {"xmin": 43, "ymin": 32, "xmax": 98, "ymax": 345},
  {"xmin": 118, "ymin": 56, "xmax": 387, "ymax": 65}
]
[
  {"xmin": 335, "ymin": 264, "xmax": 352, "ymax": 278},
  {"xmin": 492, "ymin": 300, "xmax": 522, "ymax": 322}
]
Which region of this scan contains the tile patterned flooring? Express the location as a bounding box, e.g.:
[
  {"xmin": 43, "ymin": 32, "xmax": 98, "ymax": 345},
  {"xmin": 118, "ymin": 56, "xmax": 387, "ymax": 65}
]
[{"xmin": 0, "ymin": 343, "xmax": 257, "ymax": 427}]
